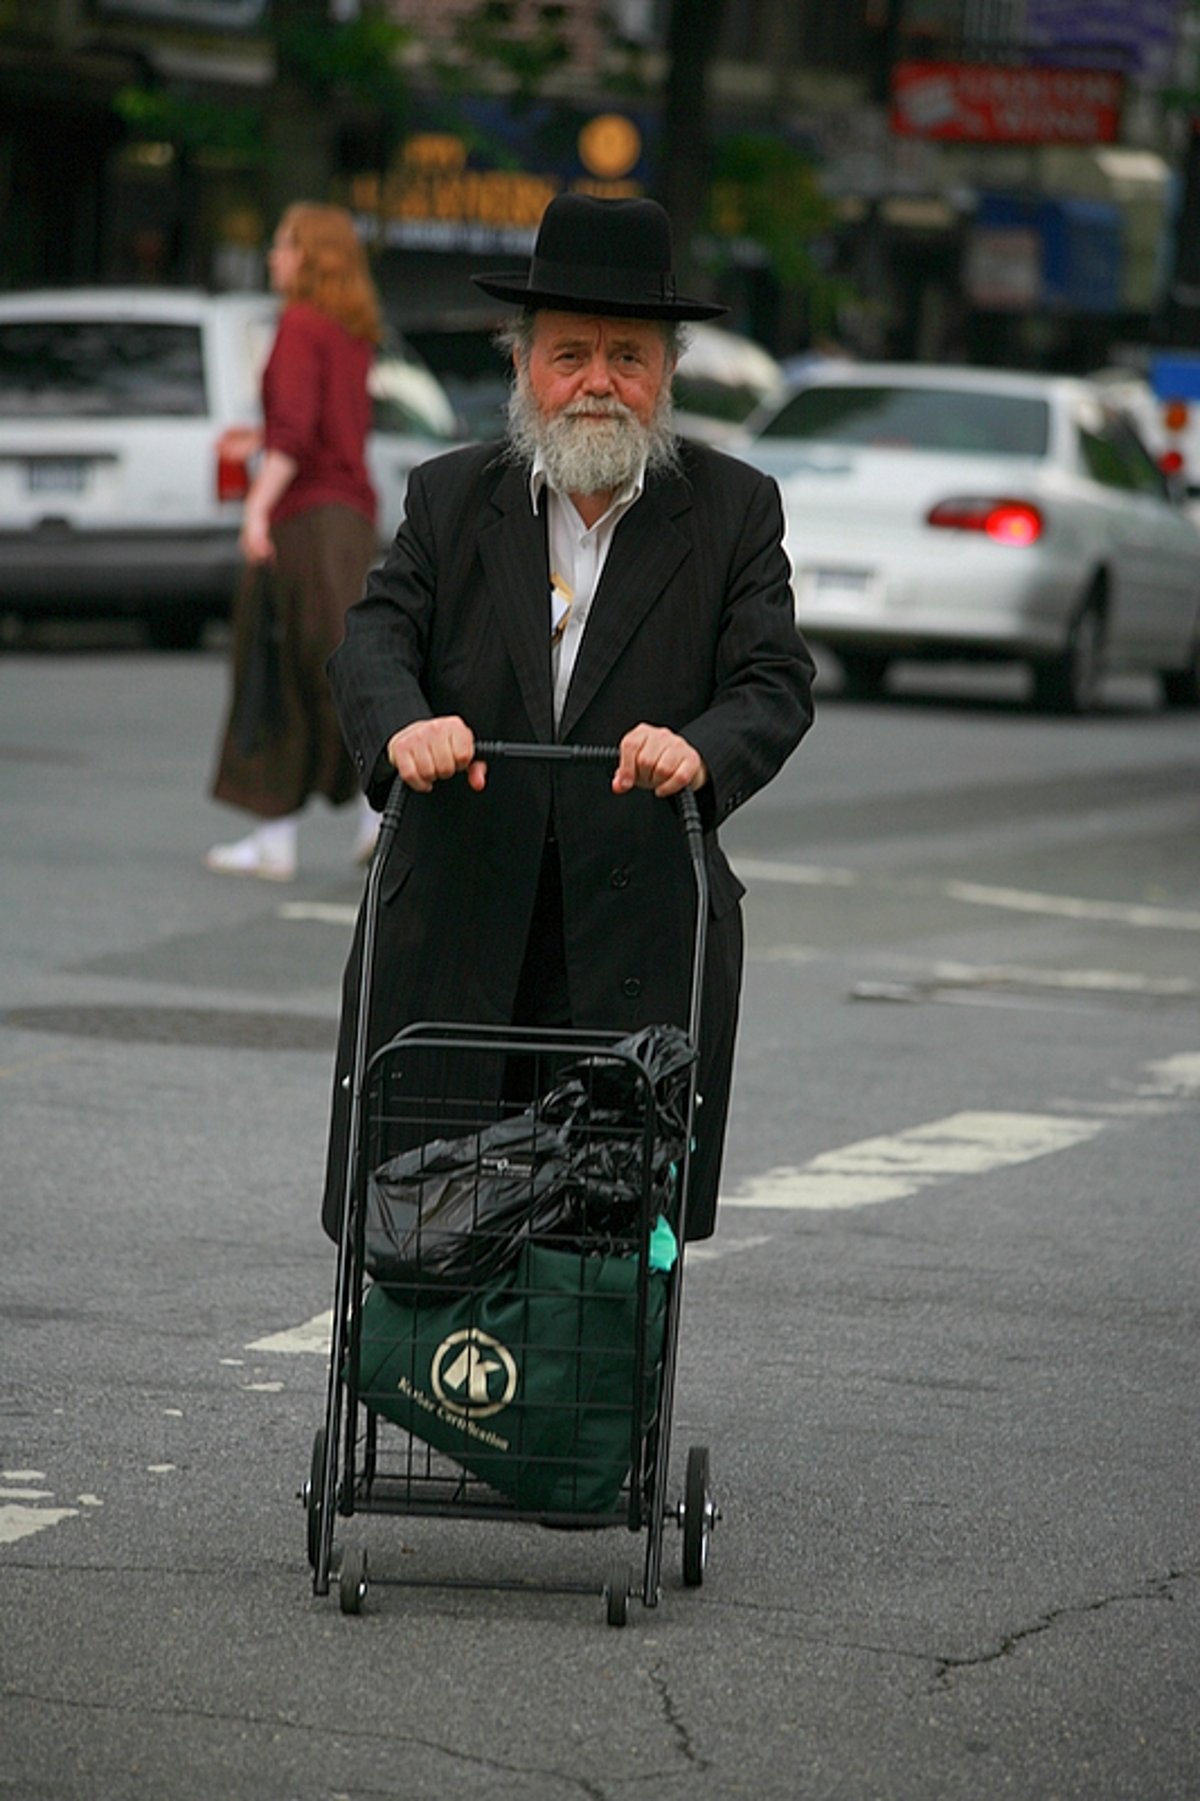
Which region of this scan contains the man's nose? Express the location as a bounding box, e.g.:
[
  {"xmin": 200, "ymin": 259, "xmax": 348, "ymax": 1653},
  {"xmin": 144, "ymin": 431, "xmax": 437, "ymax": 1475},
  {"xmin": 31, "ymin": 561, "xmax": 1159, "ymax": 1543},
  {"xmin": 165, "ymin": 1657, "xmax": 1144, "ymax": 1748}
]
[{"xmin": 579, "ymin": 353, "xmax": 613, "ymax": 393}]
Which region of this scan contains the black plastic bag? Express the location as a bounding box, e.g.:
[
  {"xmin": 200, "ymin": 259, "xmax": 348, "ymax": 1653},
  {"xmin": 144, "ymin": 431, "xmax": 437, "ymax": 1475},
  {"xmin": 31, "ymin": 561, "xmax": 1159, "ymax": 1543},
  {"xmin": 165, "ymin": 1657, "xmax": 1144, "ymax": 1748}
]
[
  {"xmin": 365, "ymin": 1113, "xmax": 575, "ymax": 1295},
  {"xmin": 363, "ymin": 1025, "xmax": 695, "ymax": 1295}
]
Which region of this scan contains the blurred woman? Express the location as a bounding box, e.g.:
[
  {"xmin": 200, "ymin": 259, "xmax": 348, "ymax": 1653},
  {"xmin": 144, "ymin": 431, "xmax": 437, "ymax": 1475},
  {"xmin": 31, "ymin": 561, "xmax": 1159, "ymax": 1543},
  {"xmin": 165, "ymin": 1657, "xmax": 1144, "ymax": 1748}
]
[{"xmin": 206, "ymin": 202, "xmax": 382, "ymax": 880}]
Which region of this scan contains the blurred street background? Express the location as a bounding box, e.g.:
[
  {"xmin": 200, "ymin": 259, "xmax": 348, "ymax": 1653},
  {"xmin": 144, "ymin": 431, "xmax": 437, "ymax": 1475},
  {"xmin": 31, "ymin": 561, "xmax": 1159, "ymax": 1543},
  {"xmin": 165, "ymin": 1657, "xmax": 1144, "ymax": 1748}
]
[
  {"xmin": 5, "ymin": 0, "xmax": 1200, "ymax": 376},
  {"xmin": 3, "ymin": 6, "xmax": 1200, "ymax": 1800}
]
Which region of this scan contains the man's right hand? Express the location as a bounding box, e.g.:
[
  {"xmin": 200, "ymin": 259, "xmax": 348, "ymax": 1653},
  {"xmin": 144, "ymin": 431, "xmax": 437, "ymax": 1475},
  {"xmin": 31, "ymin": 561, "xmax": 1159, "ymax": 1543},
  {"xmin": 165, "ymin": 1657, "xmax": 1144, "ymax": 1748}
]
[{"xmin": 386, "ymin": 717, "xmax": 487, "ymax": 793}]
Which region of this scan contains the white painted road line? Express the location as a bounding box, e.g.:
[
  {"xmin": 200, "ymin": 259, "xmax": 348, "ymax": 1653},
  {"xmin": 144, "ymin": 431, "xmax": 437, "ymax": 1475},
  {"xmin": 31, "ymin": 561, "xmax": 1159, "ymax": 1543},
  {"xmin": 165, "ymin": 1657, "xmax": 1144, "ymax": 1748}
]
[
  {"xmin": 245, "ymin": 1240, "xmax": 774, "ymax": 1357},
  {"xmin": 0, "ymin": 1472, "xmax": 80, "ymax": 1548},
  {"xmin": 719, "ymin": 860, "xmax": 1200, "ymax": 935},
  {"xmin": 247, "ymin": 1313, "xmax": 332, "ymax": 1356},
  {"xmin": 721, "ymin": 1111, "xmax": 1106, "ymax": 1211},
  {"xmin": 244, "ymin": 1054, "xmax": 1199, "ymax": 1343},
  {"xmin": 1141, "ymin": 1052, "xmax": 1200, "ymax": 1095},
  {"xmin": 280, "ymin": 872, "xmax": 1200, "ymax": 940},
  {"xmin": 943, "ymin": 881, "xmax": 1200, "ymax": 932},
  {"xmin": 0, "ymin": 1504, "xmax": 79, "ymax": 1546},
  {"xmin": 278, "ymin": 901, "xmax": 358, "ymax": 925},
  {"xmin": 730, "ymin": 859, "xmax": 859, "ymax": 887},
  {"xmin": 927, "ymin": 961, "xmax": 1196, "ymax": 997},
  {"xmin": 687, "ymin": 1233, "xmax": 773, "ymax": 1263}
]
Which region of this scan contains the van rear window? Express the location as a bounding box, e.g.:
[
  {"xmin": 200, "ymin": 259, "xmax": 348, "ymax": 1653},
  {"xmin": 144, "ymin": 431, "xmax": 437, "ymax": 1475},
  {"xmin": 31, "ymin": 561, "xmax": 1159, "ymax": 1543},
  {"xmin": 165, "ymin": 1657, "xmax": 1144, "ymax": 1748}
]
[{"xmin": 0, "ymin": 321, "xmax": 207, "ymax": 417}]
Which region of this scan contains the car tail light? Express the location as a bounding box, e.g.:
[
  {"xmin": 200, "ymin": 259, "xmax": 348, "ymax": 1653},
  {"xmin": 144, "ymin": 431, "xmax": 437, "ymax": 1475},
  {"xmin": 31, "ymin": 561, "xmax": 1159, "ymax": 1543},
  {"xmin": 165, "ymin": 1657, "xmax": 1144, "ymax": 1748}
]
[
  {"xmin": 1159, "ymin": 448, "xmax": 1186, "ymax": 478},
  {"xmin": 926, "ymin": 497, "xmax": 1043, "ymax": 545},
  {"xmin": 216, "ymin": 438, "xmax": 251, "ymax": 502}
]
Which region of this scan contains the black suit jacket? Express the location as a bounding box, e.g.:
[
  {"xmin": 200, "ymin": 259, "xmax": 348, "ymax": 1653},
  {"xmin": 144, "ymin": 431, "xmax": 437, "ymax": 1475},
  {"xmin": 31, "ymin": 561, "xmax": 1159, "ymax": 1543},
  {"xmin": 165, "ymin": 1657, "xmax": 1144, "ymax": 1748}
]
[{"xmin": 323, "ymin": 437, "xmax": 815, "ymax": 1239}]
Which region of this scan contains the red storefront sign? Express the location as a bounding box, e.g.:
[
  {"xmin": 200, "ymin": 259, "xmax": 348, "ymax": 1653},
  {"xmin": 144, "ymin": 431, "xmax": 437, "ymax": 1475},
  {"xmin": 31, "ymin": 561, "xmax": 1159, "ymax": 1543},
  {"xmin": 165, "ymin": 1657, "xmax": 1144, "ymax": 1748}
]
[{"xmin": 890, "ymin": 62, "xmax": 1123, "ymax": 145}]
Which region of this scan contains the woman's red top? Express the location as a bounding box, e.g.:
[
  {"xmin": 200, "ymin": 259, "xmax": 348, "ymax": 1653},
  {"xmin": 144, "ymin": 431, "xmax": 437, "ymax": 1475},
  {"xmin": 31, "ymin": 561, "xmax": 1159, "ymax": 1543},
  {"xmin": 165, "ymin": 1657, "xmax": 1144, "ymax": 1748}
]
[{"xmin": 262, "ymin": 301, "xmax": 377, "ymax": 528}]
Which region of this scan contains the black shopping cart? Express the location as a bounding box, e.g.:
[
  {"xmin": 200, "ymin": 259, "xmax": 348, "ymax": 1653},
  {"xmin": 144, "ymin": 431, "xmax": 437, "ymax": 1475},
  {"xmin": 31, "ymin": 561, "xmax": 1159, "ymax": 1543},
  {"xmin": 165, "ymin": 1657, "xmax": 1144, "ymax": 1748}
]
[{"xmin": 304, "ymin": 742, "xmax": 718, "ymax": 1625}]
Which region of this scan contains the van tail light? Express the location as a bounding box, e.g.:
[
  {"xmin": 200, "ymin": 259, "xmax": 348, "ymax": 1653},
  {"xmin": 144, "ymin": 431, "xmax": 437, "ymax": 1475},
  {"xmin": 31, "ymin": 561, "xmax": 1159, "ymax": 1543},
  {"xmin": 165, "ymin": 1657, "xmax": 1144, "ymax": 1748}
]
[
  {"xmin": 216, "ymin": 435, "xmax": 252, "ymax": 502},
  {"xmin": 926, "ymin": 497, "xmax": 1043, "ymax": 545},
  {"xmin": 1159, "ymin": 448, "xmax": 1186, "ymax": 479}
]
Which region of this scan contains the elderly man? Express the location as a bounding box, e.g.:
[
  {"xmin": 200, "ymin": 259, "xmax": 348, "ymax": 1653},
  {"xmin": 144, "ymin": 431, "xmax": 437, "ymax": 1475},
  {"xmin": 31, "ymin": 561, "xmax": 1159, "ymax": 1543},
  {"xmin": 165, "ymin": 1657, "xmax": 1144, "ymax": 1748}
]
[{"xmin": 321, "ymin": 192, "xmax": 815, "ymax": 1243}]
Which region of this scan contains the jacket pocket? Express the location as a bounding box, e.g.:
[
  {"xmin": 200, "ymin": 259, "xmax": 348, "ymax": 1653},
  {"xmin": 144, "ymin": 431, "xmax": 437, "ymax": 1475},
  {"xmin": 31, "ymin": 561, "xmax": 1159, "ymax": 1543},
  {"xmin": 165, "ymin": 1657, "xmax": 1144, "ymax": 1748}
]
[
  {"xmin": 705, "ymin": 845, "xmax": 746, "ymax": 920},
  {"xmin": 381, "ymin": 847, "xmax": 415, "ymax": 907}
]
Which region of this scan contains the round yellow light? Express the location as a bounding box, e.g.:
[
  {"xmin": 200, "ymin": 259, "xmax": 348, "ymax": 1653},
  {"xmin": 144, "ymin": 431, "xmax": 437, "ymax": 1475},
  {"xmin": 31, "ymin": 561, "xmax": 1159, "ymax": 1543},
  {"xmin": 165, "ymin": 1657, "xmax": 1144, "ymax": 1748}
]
[{"xmin": 578, "ymin": 114, "xmax": 642, "ymax": 180}]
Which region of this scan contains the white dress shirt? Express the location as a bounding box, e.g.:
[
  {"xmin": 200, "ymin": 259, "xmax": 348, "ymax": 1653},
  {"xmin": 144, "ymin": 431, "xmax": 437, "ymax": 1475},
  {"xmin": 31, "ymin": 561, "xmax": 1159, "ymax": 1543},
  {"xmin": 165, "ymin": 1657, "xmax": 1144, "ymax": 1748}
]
[{"xmin": 529, "ymin": 453, "xmax": 646, "ymax": 728}]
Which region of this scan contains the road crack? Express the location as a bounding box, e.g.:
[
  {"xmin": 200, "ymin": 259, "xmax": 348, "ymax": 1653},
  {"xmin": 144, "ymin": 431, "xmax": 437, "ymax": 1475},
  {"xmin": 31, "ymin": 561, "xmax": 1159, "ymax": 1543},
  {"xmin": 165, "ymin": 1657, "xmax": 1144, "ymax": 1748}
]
[
  {"xmin": 930, "ymin": 1568, "xmax": 1197, "ymax": 1691},
  {"xmin": 648, "ymin": 1661, "xmax": 711, "ymax": 1771}
]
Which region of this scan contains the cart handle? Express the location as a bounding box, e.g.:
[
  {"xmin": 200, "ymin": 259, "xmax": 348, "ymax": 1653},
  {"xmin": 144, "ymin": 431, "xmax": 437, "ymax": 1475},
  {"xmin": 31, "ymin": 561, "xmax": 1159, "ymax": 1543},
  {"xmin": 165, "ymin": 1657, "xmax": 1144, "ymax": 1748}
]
[
  {"xmin": 474, "ymin": 740, "xmax": 618, "ymax": 762},
  {"xmin": 378, "ymin": 739, "xmax": 703, "ymax": 840}
]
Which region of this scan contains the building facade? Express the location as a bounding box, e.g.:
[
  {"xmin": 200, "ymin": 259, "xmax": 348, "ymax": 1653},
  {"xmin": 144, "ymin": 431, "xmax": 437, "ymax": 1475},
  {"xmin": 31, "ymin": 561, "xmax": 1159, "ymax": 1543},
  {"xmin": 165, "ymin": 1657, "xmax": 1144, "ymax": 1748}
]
[{"xmin": 0, "ymin": 0, "xmax": 1189, "ymax": 366}]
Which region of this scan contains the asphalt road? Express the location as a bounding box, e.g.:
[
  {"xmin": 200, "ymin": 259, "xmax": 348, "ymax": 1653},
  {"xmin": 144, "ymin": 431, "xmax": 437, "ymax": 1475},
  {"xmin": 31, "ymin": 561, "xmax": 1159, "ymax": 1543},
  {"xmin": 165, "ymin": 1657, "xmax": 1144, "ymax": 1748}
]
[{"xmin": 2, "ymin": 633, "xmax": 1198, "ymax": 1800}]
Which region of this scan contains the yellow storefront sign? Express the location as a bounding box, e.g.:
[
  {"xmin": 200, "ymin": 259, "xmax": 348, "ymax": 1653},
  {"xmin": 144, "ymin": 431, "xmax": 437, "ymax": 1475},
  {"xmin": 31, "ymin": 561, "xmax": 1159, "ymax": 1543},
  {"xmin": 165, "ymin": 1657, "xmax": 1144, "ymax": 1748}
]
[{"xmin": 349, "ymin": 118, "xmax": 644, "ymax": 250}]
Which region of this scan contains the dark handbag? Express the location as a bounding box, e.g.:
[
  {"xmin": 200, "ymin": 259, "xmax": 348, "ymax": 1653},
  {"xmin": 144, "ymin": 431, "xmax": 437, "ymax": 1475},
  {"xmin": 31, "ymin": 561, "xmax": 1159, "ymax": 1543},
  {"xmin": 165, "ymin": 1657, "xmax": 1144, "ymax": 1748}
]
[{"xmin": 231, "ymin": 564, "xmax": 286, "ymax": 756}]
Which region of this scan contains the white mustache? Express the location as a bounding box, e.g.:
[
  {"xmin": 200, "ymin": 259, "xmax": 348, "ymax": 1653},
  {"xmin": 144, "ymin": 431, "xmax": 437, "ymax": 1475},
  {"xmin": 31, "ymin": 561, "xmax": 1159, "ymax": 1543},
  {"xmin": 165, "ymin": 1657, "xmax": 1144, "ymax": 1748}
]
[{"xmin": 558, "ymin": 397, "xmax": 636, "ymax": 424}]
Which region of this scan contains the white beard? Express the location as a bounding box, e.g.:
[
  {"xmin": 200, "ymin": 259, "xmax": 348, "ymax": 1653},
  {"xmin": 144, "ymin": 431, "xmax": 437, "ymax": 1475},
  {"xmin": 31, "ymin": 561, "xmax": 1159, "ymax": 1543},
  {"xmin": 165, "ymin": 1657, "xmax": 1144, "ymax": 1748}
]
[{"xmin": 506, "ymin": 370, "xmax": 680, "ymax": 496}]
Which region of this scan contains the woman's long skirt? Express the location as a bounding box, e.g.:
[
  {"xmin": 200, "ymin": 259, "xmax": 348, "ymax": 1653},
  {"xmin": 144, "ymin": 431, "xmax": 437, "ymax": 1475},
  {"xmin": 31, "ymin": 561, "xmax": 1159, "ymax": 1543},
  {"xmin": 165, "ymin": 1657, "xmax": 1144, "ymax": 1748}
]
[{"xmin": 210, "ymin": 504, "xmax": 377, "ymax": 819}]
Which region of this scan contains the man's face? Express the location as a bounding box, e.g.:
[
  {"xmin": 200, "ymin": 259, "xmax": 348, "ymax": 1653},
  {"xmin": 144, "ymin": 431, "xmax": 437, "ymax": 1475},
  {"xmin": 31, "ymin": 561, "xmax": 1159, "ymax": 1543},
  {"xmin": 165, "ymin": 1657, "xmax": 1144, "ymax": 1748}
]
[
  {"xmin": 522, "ymin": 311, "xmax": 672, "ymax": 428},
  {"xmin": 509, "ymin": 310, "xmax": 678, "ymax": 499}
]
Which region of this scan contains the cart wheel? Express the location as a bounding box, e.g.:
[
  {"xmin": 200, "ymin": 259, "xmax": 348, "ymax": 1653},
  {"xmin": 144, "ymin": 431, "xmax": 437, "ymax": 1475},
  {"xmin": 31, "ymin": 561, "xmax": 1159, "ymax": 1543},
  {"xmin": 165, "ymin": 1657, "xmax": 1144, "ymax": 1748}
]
[
  {"xmin": 682, "ymin": 1445, "xmax": 714, "ymax": 1588},
  {"xmin": 339, "ymin": 1547, "xmax": 368, "ymax": 1616},
  {"xmin": 604, "ymin": 1559, "xmax": 631, "ymax": 1628},
  {"xmin": 305, "ymin": 1427, "xmax": 326, "ymax": 1571}
]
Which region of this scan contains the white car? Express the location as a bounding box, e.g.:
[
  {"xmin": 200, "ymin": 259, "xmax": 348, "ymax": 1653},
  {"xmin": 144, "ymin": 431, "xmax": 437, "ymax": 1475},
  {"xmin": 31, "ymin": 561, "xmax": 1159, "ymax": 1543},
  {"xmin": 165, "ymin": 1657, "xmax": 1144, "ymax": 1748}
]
[
  {"xmin": 670, "ymin": 322, "xmax": 786, "ymax": 444},
  {"xmin": 736, "ymin": 362, "xmax": 1200, "ymax": 713},
  {"xmin": 0, "ymin": 287, "xmax": 458, "ymax": 647}
]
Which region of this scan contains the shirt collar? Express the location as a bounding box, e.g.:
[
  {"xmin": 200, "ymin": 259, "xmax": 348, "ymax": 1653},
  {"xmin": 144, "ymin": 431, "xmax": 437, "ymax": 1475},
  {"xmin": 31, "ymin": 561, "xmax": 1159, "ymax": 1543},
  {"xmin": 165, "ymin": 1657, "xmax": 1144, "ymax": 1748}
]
[{"xmin": 529, "ymin": 450, "xmax": 646, "ymax": 525}]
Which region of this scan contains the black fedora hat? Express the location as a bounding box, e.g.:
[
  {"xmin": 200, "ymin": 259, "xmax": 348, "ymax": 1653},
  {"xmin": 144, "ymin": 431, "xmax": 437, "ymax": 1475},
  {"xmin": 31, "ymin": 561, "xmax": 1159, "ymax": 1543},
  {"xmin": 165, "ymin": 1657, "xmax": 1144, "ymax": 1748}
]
[{"xmin": 472, "ymin": 193, "xmax": 727, "ymax": 322}]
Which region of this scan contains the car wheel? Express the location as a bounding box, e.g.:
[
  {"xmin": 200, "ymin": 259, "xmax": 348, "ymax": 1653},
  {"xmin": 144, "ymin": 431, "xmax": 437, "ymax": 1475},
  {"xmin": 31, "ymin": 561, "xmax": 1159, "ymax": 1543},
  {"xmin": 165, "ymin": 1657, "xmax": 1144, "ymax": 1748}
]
[
  {"xmin": 1032, "ymin": 593, "xmax": 1105, "ymax": 716},
  {"xmin": 144, "ymin": 610, "xmax": 208, "ymax": 652},
  {"xmin": 1160, "ymin": 631, "xmax": 1200, "ymax": 709},
  {"xmin": 839, "ymin": 651, "xmax": 890, "ymax": 699}
]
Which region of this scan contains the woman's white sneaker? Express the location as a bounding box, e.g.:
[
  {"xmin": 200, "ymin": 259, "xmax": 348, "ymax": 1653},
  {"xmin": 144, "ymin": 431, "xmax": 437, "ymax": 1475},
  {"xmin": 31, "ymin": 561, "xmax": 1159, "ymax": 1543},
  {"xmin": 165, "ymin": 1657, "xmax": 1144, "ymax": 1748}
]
[{"xmin": 204, "ymin": 830, "xmax": 296, "ymax": 882}]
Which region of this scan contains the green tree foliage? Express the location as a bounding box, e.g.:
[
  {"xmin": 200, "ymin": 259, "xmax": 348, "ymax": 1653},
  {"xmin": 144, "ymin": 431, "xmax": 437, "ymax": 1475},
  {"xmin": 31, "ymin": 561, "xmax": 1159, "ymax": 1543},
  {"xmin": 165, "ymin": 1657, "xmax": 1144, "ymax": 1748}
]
[
  {"xmin": 113, "ymin": 4, "xmax": 411, "ymax": 173},
  {"xmin": 112, "ymin": 87, "xmax": 262, "ymax": 158},
  {"xmin": 710, "ymin": 133, "xmax": 849, "ymax": 333},
  {"xmin": 274, "ymin": 4, "xmax": 411, "ymax": 113}
]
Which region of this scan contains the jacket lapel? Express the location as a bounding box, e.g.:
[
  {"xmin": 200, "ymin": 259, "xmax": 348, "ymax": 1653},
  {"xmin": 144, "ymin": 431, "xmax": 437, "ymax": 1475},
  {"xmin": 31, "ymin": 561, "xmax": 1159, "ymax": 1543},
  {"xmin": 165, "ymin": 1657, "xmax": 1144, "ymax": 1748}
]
[
  {"xmin": 476, "ymin": 462, "xmax": 555, "ymax": 744},
  {"xmin": 558, "ymin": 470, "xmax": 693, "ymax": 741}
]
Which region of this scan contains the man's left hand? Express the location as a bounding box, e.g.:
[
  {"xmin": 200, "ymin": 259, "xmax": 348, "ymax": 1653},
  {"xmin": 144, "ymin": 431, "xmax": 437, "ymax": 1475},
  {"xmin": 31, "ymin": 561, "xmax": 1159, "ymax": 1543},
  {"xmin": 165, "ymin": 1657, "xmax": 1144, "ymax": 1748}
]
[{"xmin": 613, "ymin": 725, "xmax": 708, "ymax": 797}]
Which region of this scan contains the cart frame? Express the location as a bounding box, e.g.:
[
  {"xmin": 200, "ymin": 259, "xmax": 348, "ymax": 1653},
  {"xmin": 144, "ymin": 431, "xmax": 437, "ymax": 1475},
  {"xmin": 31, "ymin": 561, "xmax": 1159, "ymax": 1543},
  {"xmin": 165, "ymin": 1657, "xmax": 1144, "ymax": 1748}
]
[{"xmin": 306, "ymin": 742, "xmax": 716, "ymax": 1623}]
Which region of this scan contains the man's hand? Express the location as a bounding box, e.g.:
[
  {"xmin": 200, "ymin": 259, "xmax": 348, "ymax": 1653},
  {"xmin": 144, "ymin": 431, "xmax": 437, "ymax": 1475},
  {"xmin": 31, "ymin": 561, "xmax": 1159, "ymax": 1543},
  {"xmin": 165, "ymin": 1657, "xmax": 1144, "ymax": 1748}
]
[
  {"xmin": 613, "ymin": 724, "xmax": 708, "ymax": 797},
  {"xmin": 387, "ymin": 717, "xmax": 487, "ymax": 793}
]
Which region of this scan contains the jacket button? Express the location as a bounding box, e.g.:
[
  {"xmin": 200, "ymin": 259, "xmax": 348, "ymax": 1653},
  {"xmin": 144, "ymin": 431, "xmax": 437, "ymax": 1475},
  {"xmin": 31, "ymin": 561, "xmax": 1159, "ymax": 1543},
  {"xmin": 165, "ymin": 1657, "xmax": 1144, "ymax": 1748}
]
[
  {"xmin": 610, "ymin": 866, "xmax": 630, "ymax": 889},
  {"xmin": 622, "ymin": 977, "xmax": 642, "ymax": 998}
]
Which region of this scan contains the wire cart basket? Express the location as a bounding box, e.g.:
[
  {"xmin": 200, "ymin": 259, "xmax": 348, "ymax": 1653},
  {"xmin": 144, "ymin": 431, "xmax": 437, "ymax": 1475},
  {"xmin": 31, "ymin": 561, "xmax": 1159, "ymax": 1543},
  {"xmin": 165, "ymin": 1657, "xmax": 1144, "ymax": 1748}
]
[{"xmin": 305, "ymin": 743, "xmax": 719, "ymax": 1625}]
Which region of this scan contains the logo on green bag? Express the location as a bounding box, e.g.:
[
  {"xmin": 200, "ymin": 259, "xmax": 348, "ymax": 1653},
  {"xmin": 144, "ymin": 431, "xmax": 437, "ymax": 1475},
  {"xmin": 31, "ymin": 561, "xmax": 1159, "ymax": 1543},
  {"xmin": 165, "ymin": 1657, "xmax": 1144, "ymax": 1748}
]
[{"xmin": 431, "ymin": 1327, "xmax": 518, "ymax": 1418}]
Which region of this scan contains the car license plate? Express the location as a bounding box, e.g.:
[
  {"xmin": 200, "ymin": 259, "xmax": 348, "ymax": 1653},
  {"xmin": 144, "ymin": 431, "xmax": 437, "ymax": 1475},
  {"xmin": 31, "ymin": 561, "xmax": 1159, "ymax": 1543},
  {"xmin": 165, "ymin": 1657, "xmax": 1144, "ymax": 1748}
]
[
  {"xmin": 807, "ymin": 567, "xmax": 879, "ymax": 610},
  {"xmin": 25, "ymin": 458, "xmax": 89, "ymax": 495}
]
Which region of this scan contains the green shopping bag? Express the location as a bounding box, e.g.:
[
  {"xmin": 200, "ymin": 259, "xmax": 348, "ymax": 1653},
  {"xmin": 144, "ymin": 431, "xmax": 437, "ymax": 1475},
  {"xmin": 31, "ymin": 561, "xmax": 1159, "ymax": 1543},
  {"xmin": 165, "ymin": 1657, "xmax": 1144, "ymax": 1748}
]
[{"xmin": 356, "ymin": 1241, "xmax": 668, "ymax": 1513}]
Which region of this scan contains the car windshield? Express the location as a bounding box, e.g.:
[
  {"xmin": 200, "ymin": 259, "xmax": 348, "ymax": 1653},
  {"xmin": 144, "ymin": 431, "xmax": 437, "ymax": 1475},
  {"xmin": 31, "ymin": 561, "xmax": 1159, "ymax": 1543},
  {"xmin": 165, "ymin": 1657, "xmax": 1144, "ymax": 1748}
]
[
  {"xmin": 0, "ymin": 320, "xmax": 207, "ymax": 418},
  {"xmin": 758, "ymin": 384, "xmax": 1050, "ymax": 456}
]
